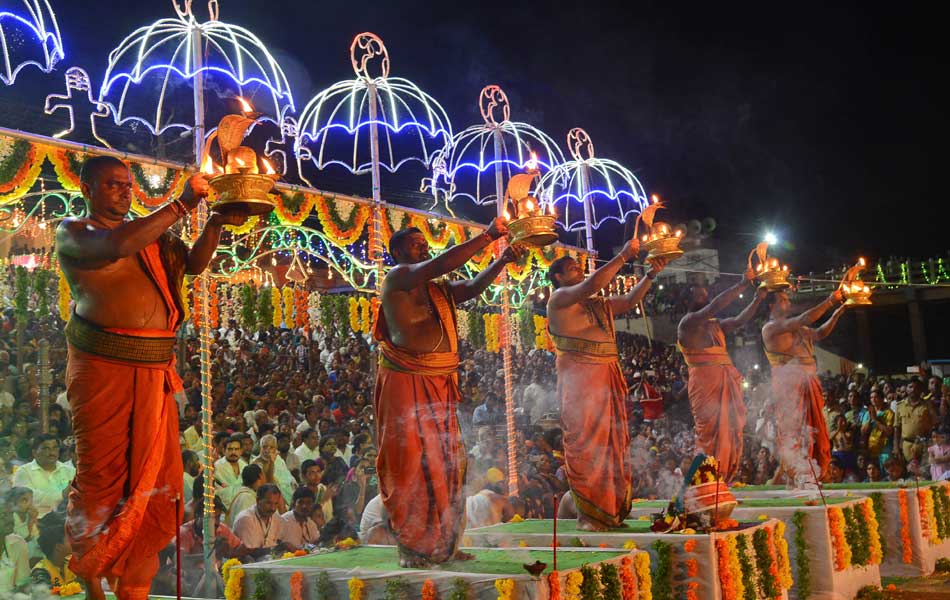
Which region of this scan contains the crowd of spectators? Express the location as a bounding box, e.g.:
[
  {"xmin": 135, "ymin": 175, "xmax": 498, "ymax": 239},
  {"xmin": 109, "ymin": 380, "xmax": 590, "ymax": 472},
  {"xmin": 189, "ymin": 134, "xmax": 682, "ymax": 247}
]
[{"xmin": 1, "ymin": 267, "xmax": 949, "ymax": 595}]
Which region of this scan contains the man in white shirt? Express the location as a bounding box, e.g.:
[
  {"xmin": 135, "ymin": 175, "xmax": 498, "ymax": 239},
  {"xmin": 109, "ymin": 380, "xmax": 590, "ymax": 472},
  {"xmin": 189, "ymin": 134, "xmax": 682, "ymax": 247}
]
[
  {"xmin": 214, "ymin": 436, "xmax": 247, "ymax": 490},
  {"xmin": 295, "ymin": 405, "xmax": 322, "ymax": 436},
  {"xmin": 294, "ymin": 428, "xmax": 321, "ymax": 462},
  {"xmin": 0, "ymin": 374, "xmax": 14, "ymax": 409},
  {"xmin": 253, "ymin": 434, "xmax": 296, "ymax": 506},
  {"xmin": 222, "ymin": 464, "xmax": 264, "ymax": 528},
  {"xmin": 232, "ymin": 484, "xmax": 286, "ymax": 552},
  {"xmin": 182, "ymin": 450, "xmax": 201, "ymax": 504},
  {"xmin": 279, "ymin": 487, "xmax": 320, "ymax": 549},
  {"xmin": 11, "ymin": 435, "xmax": 75, "ymax": 517}
]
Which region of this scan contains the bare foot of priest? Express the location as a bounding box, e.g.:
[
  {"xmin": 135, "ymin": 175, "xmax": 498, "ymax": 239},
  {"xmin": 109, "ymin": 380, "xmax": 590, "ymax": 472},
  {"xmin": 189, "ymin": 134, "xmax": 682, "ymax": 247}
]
[
  {"xmin": 576, "ymin": 518, "xmax": 609, "ymax": 532},
  {"xmin": 452, "ymin": 550, "xmax": 476, "ymax": 561},
  {"xmin": 84, "ymin": 577, "xmax": 106, "ymax": 600},
  {"xmin": 399, "ymin": 554, "xmax": 432, "ymax": 569}
]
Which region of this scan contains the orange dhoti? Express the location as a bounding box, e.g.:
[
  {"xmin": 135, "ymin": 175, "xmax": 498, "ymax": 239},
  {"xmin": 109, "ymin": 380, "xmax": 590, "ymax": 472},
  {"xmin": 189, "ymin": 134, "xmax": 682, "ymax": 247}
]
[
  {"xmin": 768, "ymin": 353, "xmax": 831, "ymax": 482},
  {"xmin": 373, "ymin": 281, "xmax": 466, "ymax": 562},
  {"xmin": 554, "ymin": 335, "xmax": 631, "ymax": 528},
  {"xmin": 64, "ymin": 240, "xmax": 186, "ymax": 598},
  {"xmin": 679, "ymin": 327, "xmax": 746, "ymax": 483}
]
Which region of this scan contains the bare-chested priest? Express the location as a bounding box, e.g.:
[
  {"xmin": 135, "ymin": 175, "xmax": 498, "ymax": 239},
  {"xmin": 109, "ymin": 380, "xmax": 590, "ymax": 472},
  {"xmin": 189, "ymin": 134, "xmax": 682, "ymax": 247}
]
[
  {"xmin": 57, "ymin": 155, "xmax": 247, "ymax": 599},
  {"xmin": 547, "ymin": 240, "xmax": 668, "ymax": 530},
  {"xmin": 677, "ymin": 272, "xmax": 767, "ymax": 482},
  {"xmin": 374, "ymin": 220, "xmax": 525, "ymax": 567},
  {"xmin": 762, "ymin": 289, "xmax": 847, "ymax": 486}
]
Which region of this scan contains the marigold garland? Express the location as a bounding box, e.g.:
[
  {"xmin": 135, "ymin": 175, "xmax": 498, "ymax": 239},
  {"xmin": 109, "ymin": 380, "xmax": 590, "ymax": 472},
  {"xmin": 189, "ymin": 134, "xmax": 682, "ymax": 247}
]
[
  {"xmin": 316, "ymin": 197, "xmax": 371, "ymax": 246},
  {"xmin": 129, "ymin": 162, "xmax": 185, "ymax": 208},
  {"xmin": 634, "ymin": 551, "xmax": 652, "ymax": 600},
  {"xmin": 224, "ymin": 566, "xmax": 245, "ymax": 600},
  {"xmin": 209, "ymin": 279, "xmax": 220, "ymax": 328},
  {"xmin": 860, "ymin": 499, "xmax": 884, "ymax": 565},
  {"xmin": 715, "ymin": 538, "xmax": 736, "ymax": 600},
  {"xmin": 349, "ymin": 297, "xmax": 361, "ymax": 332},
  {"xmin": 919, "ymin": 487, "xmax": 939, "ymax": 545},
  {"xmin": 294, "ymin": 289, "xmax": 309, "ymax": 328},
  {"xmin": 275, "ymin": 191, "xmax": 318, "ymax": 226},
  {"xmin": 827, "ymin": 506, "xmax": 852, "ymax": 571},
  {"xmin": 617, "ymin": 557, "xmax": 636, "ymax": 600},
  {"xmin": 484, "ymin": 313, "xmax": 501, "ymax": 353},
  {"xmin": 548, "ymin": 571, "xmax": 562, "ymax": 600},
  {"xmin": 348, "ymin": 577, "xmax": 365, "ymax": 600},
  {"xmin": 57, "ymin": 269, "xmax": 71, "ymax": 321},
  {"xmin": 898, "ymin": 489, "xmax": 913, "ymax": 563},
  {"xmin": 271, "ymin": 286, "xmax": 282, "ymax": 328},
  {"xmin": 0, "ymin": 139, "xmax": 45, "ymax": 201},
  {"xmin": 495, "ymin": 578, "xmax": 515, "ymax": 600},
  {"xmin": 53, "ymin": 582, "xmax": 83, "ymax": 596},
  {"xmin": 773, "ymin": 521, "xmax": 793, "ymax": 590},
  {"xmin": 869, "ymin": 492, "xmax": 888, "ymax": 560},
  {"xmin": 283, "ymin": 286, "xmax": 295, "ymax": 328},
  {"xmin": 752, "ymin": 528, "xmax": 779, "ymax": 599},
  {"xmin": 409, "ymin": 214, "xmax": 463, "ymax": 249},
  {"xmin": 290, "ymin": 571, "xmax": 305, "ymax": 600},
  {"xmin": 422, "ymin": 579, "xmax": 438, "ymax": 600},
  {"xmin": 358, "ymin": 296, "xmax": 372, "ymax": 334},
  {"xmin": 565, "ymin": 570, "xmax": 585, "ymax": 600}
]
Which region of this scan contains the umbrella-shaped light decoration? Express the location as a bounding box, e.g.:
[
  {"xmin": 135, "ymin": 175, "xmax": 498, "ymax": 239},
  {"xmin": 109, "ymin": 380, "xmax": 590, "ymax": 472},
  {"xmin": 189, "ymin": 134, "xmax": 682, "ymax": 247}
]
[
  {"xmin": 97, "ymin": 0, "xmax": 294, "ymax": 159},
  {"xmin": 430, "ymin": 85, "xmax": 565, "ymax": 496},
  {"xmin": 538, "ymin": 127, "xmax": 649, "ymax": 270},
  {"xmin": 430, "ymin": 84, "xmax": 564, "ymax": 211},
  {"xmin": 295, "ymin": 32, "xmax": 453, "ymax": 286},
  {"xmin": 0, "ymin": 0, "xmax": 64, "ymax": 85}
]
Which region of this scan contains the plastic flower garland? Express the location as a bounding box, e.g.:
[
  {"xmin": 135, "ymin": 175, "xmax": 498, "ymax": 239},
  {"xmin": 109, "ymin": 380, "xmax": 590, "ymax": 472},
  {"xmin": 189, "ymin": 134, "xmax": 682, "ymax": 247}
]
[
  {"xmin": 348, "ymin": 577, "xmax": 365, "ymax": 600},
  {"xmin": 898, "ymin": 489, "xmax": 913, "ymax": 563},
  {"xmin": 827, "ymin": 506, "xmax": 852, "ymax": 571},
  {"xmin": 495, "ymin": 578, "xmax": 515, "ymax": 600}
]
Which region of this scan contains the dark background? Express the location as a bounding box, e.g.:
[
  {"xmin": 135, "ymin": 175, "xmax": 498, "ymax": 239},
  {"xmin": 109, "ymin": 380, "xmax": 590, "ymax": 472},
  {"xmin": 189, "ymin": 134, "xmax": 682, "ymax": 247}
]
[{"xmin": 5, "ymin": 0, "xmax": 947, "ymax": 273}]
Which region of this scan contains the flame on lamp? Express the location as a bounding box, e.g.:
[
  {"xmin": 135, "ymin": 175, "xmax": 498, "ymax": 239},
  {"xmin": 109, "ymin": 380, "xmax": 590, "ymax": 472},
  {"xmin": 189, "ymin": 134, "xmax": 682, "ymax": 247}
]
[
  {"xmin": 503, "ymin": 209, "xmax": 511, "ymax": 220},
  {"xmin": 525, "ymin": 199, "xmax": 534, "ymax": 212},
  {"xmin": 237, "ymin": 96, "xmax": 254, "ymax": 114},
  {"xmin": 526, "ymin": 151, "xmax": 538, "ymax": 171},
  {"xmin": 201, "ymin": 155, "xmax": 215, "ymax": 175},
  {"xmin": 651, "ymin": 194, "xmax": 660, "ymax": 204},
  {"xmin": 261, "ymin": 157, "xmax": 277, "ymax": 175},
  {"xmin": 859, "ymin": 257, "xmax": 866, "ymax": 267}
]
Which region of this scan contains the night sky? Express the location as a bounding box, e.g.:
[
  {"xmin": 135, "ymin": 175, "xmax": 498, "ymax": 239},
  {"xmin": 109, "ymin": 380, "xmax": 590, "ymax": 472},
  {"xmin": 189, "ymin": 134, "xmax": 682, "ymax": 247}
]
[{"xmin": 29, "ymin": 1, "xmax": 950, "ymax": 272}]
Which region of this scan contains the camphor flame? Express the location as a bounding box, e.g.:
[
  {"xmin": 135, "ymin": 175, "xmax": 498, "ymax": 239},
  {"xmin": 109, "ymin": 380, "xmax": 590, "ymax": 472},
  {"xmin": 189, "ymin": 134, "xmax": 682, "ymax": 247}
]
[
  {"xmin": 526, "ymin": 151, "xmax": 539, "ymax": 172},
  {"xmin": 236, "ymin": 96, "xmax": 254, "ymax": 114},
  {"xmin": 503, "ymin": 209, "xmax": 511, "ymax": 220},
  {"xmin": 525, "ymin": 199, "xmax": 534, "ymax": 212},
  {"xmin": 261, "ymin": 157, "xmax": 277, "ymax": 175},
  {"xmin": 201, "ymin": 155, "xmax": 215, "ymax": 175}
]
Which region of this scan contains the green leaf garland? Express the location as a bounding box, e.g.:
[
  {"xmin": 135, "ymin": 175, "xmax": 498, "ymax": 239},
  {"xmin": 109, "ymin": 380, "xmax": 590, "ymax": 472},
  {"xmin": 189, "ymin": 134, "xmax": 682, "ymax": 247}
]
[
  {"xmin": 752, "ymin": 528, "xmax": 778, "ymax": 599},
  {"xmin": 579, "ymin": 564, "xmax": 601, "ymax": 600},
  {"xmin": 649, "ymin": 540, "xmax": 672, "ymax": 600},
  {"xmin": 735, "ymin": 534, "xmax": 756, "ymax": 600},
  {"xmin": 870, "ymin": 493, "xmax": 888, "ymax": 559},
  {"xmin": 599, "ymin": 563, "xmax": 622, "ymax": 600},
  {"xmin": 315, "ymin": 571, "xmax": 335, "ymax": 600},
  {"xmin": 448, "ymin": 578, "xmax": 469, "ymax": 600},
  {"xmin": 383, "ymin": 578, "xmax": 411, "ymax": 600},
  {"xmin": 792, "ymin": 511, "xmax": 810, "ymax": 600},
  {"xmin": 251, "ymin": 570, "xmax": 274, "ymax": 600}
]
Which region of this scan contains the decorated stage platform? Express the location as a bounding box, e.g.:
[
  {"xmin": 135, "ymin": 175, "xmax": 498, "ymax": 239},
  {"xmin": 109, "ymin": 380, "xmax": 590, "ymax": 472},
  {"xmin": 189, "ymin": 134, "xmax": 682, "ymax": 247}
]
[
  {"xmin": 464, "ymin": 518, "xmax": 792, "ymax": 600},
  {"xmin": 625, "ymin": 495, "xmax": 881, "ymax": 599},
  {"xmin": 235, "ymin": 545, "xmax": 651, "ymax": 600},
  {"xmin": 728, "ymin": 480, "xmax": 950, "ymax": 578}
]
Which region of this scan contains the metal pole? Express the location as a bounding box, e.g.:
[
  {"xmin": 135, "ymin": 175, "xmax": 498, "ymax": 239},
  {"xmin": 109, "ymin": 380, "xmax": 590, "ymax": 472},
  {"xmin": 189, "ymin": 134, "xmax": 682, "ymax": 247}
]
[
  {"xmin": 367, "ymin": 82, "xmax": 384, "ymax": 289},
  {"xmin": 579, "ymin": 163, "xmax": 596, "ymax": 274},
  {"xmin": 191, "ymin": 25, "xmax": 216, "ymax": 598},
  {"xmin": 38, "ymin": 339, "xmax": 50, "ymax": 434},
  {"xmin": 492, "ymin": 128, "xmax": 518, "ymax": 496}
]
